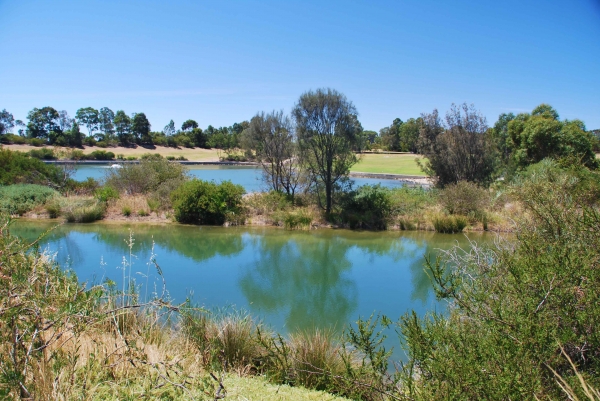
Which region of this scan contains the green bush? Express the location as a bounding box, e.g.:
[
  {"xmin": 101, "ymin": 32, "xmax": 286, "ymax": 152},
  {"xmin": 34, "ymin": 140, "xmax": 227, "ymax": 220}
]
[
  {"xmin": 171, "ymin": 179, "xmax": 245, "ymax": 225},
  {"xmin": 64, "ymin": 199, "xmax": 106, "ymax": 223},
  {"xmin": 0, "ymin": 184, "xmax": 58, "ymax": 215},
  {"xmin": 439, "ymin": 180, "xmax": 490, "ymax": 216},
  {"xmin": 399, "ymin": 161, "xmax": 600, "ymax": 400},
  {"xmin": 88, "ymin": 150, "xmax": 115, "ymax": 160},
  {"xmin": 94, "ymin": 186, "xmax": 119, "ymax": 203},
  {"xmin": 28, "ymin": 138, "xmax": 46, "ymax": 146},
  {"xmin": 45, "ymin": 196, "xmax": 63, "ymax": 218},
  {"xmin": 72, "ymin": 177, "xmax": 100, "ymax": 195},
  {"xmin": 0, "ymin": 133, "xmax": 27, "ymax": 144},
  {"xmin": 0, "ymin": 148, "xmax": 67, "ymax": 186},
  {"xmin": 281, "ymin": 211, "xmax": 312, "ymax": 230},
  {"xmin": 431, "ymin": 214, "xmax": 467, "ymax": 233},
  {"xmin": 340, "ymin": 184, "xmax": 393, "ymax": 230},
  {"xmin": 104, "ymin": 156, "xmax": 188, "ymax": 195},
  {"xmin": 122, "ymin": 206, "xmax": 132, "ymax": 216},
  {"xmin": 28, "ymin": 147, "xmax": 56, "ymax": 160}
]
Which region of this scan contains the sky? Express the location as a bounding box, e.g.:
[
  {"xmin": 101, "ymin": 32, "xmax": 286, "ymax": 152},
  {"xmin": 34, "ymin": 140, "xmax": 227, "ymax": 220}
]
[{"xmin": 1, "ymin": 0, "xmax": 599, "ymax": 134}]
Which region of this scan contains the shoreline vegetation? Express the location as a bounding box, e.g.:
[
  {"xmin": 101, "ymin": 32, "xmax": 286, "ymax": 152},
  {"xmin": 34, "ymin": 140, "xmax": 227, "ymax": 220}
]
[{"xmin": 1, "ymin": 98, "xmax": 600, "ymax": 399}]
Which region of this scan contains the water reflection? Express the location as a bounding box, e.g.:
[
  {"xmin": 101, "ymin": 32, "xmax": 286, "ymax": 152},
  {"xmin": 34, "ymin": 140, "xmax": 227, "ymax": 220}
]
[{"xmin": 8, "ymin": 221, "xmax": 491, "ymax": 336}]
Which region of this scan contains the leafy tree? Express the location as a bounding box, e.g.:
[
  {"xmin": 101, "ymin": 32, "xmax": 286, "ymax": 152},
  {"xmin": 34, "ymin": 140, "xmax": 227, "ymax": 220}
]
[
  {"xmin": 57, "ymin": 110, "xmax": 74, "ymax": 132},
  {"xmin": 418, "ymin": 103, "xmax": 497, "ymax": 187},
  {"xmin": 380, "ymin": 118, "xmax": 403, "ymax": 151},
  {"xmin": 398, "ymin": 117, "xmax": 422, "ymax": 153},
  {"xmin": 181, "ymin": 119, "xmax": 198, "ymax": 131},
  {"xmin": 491, "ymin": 112, "xmax": 515, "ymax": 164},
  {"xmin": 243, "ymin": 110, "xmax": 302, "ymax": 199},
  {"xmin": 292, "ymin": 88, "xmax": 360, "ymax": 214},
  {"xmin": 0, "ymin": 109, "xmax": 15, "ymax": 135},
  {"xmin": 75, "ymin": 107, "xmax": 99, "ymax": 138},
  {"xmin": 69, "ymin": 120, "xmax": 83, "ymax": 147},
  {"xmin": 163, "ymin": 119, "xmax": 176, "ymax": 136},
  {"xmin": 98, "ymin": 107, "xmax": 115, "ymax": 141},
  {"xmin": 508, "ymin": 104, "xmax": 597, "ymax": 169},
  {"xmin": 26, "ymin": 107, "xmax": 60, "ymax": 139},
  {"xmin": 131, "ymin": 112, "xmax": 152, "ymax": 144},
  {"xmin": 113, "ymin": 110, "xmax": 132, "ymax": 145}
]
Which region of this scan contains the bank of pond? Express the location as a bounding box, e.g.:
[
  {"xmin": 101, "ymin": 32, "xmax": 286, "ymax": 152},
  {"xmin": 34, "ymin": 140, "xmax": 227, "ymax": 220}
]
[{"xmin": 10, "ymin": 220, "xmax": 494, "ymax": 363}]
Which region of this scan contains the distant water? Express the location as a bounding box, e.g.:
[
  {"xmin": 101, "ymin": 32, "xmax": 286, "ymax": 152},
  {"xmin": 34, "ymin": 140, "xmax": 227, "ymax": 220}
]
[{"xmin": 73, "ymin": 165, "xmax": 411, "ymax": 192}]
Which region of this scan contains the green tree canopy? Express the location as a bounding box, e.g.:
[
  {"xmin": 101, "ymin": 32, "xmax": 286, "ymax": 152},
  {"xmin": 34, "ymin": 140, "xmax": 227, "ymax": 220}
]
[
  {"xmin": 292, "ymin": 88, "xmax": 360, "ymax": 214},
  {"xmin": 75, "ymin": 107, "xmax": 99, "ymax": 138},
  {"xmin": 26, "ymin": 107, "xmax": 60, "ymax": 139}
]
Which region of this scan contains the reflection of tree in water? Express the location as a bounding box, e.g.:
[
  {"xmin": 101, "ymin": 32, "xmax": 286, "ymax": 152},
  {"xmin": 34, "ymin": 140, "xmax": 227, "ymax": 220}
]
[{"xmin": 240, "ymin": 234, "xmax": 358, "ymax": 333}]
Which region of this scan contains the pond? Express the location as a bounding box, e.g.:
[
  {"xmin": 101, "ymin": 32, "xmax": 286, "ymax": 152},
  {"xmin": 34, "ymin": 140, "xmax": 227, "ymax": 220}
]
[
  {"xmin": 72, "ymin": 165, "xmax": 412, "ymax": 192},
  {"xmin": 9, "ymin": 221, "xmax": 494, "ymax": 360}
]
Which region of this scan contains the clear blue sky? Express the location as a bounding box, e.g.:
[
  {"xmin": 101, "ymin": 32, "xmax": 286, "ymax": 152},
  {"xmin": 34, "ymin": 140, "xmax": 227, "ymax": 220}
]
[{"xmin": 1, "ymin": 0, "xmax": 599, "ymax": 134}]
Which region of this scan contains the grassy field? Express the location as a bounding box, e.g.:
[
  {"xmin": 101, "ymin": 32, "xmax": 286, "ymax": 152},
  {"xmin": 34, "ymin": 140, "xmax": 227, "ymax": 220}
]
[
  {"xmin": 351, "ymin": 153, "xmax": 426, "ymax": 176},
  {"xmin": 3, "ymin": 144, "xmax": 222, "ymax": 161}
]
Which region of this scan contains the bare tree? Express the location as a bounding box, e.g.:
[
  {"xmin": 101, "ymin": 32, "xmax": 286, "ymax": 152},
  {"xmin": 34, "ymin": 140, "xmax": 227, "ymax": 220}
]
[
  {"xmin": 293, "ymin": 88, "xmax": 360, "ymax": 214},
  {"xmin": 418, "ymin": 103, "xmax": 497, "ymax": 187},
  {"xmin": 243, "ymin": 111, "xmax": 302, "ymax": 200}
]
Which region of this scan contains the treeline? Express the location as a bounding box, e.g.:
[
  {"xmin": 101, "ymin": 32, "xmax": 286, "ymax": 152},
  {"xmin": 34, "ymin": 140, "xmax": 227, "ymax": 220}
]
[{"xmin": 0, "ymin": 106, "xmax": 247, "ymax": 150}]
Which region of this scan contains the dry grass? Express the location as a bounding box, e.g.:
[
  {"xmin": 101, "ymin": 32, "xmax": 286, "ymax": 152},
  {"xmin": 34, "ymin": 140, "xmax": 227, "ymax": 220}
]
[{"xmin": 3, "ymin": 144, "xmax": 221, "ymax": 161}]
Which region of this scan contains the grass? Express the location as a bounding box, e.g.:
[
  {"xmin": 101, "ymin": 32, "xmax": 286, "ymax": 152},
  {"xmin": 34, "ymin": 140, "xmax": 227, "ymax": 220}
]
[
  {"xmin": 351, "ymin": 153, "xmax": 426, "ymax": 176},
  {"xmin": 3, "ymin": 144, "xmax": 221, "ymax": 161}
]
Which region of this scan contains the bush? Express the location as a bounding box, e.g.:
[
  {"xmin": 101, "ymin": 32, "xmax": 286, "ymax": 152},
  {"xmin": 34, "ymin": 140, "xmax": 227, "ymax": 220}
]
[
  {"xmin": 171, "ymin": 179, "xmax": 245, "ymax": 225},
  {"xmin": 88, "ymin": 150, "xmax": 115, "ymax": 160},
  {"xmin": 122, "ymin": 206, "xmax": 132, "ymax": 216},
  {"xmin": 431, "ymin": 213, "xmax": 468, "ymax": 233},
  {"xmin": 104, "ymin": 156, "xmax": 188, "ymax": 195},
  {"xmin": 439, "ymin": 180, "xmax": 490, "ymax": 216},
  {"xmin": 45, "ymin": 196, "xmax": 62, "ymax": 218},
  {"xmin": 64, "ymin": 199, "xmax": 106, "ymax": 223},
  {"xmin": 0, "ymin": 148, "xmax": 67, "ymax": 186},
  {"xmin": 72, "ymin": 177, "xmax": 100, "ymax": 195},
  {"xmin": 340, "ymin": 184, "xmax": 393, "ymax": 230},
  {"xmin": 0, "ymin": 133, "xmax": 27, "ymax": 144},
  {"xmin": 28, "ymin": 138, "xmax": 46, "ymax": 146},
  {"xmin": 83, "ymin": 136, "xmax": 96, "ymax": 146},
  {"xmin": 281, "ymin": 210, "xmax": 312, "ymax": 230},
  {"xmin": 398, "ymin": 162, "xmax": 600, "ymax": 400},
  {"xmin": 28, "ymin": 147, "xmax": 56, "ymax": 160},
  {"xmin": 94, "ymin": 186, "xmax": 119, "ymax": 203},
  {"xmin": 0, "ymin": 184, "xmax": 58, "ymax": 215}
]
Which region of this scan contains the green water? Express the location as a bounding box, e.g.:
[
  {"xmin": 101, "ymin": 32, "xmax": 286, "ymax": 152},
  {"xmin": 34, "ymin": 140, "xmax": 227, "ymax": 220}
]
[{"xmin": 10, "ymin": 221, "xmax": 494, "ymax": 356}]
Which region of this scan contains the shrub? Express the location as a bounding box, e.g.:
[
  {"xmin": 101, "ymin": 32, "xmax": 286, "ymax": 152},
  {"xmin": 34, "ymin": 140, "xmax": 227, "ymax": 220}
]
[
  {"xmin": 171, "ymin": 179, "xmax": 245, "ymax": 225},
  {"xmin": 0, "ymin": 184, "xmax": 58, "ymax": 215},
  {"xmin": 439, "ymin": 180, "xmax": 490, "ymax": 216},
  {"xmin": 28, "ymin": 138, "xmax": 46, "ymax": 146},
  {"xmin": 281, "ymin": 211, "xmax": 312, "ymax": 230},
  {"xmin": 340, "ymin": 184, "xmax": 393, "ymax": 230},
  {"xmin": 45, "ymin": 196, "xmax": 62, "ymax": 218},
  {"xmin": 94, "ymin": 186, "xmax": 119, "ymax": 203},
  {"xmin": 83, "ymin": 136, "xmax": 96, "ymax": 146},
  {"xmin": 137, "ymin": 209, "xmax": 149, "ymax": 217},
  {"xmin": 67, "ymin": 149, "xmax": 86, "ymax": 160},
  {"xmin": 166, "ymin": 155, "xmax": 175, "ymax": 161},
  {"xmin": 73, "ymin": 177, "xmax": 100, "ymax": 195},
  {"xmin": 431, "ymin": 213, "xmax": 468, "ymax": 233},
  {"xmin": 88, "ymin": 150, "xmax": 115, "ymax": 160},
  {"xmin": 0, "ymin": 148, "xmax": 66, "ymax": 186},
  {"xmin": 28, "ymin": 147, "xmax": 56, "ymax": 160},
  {"xmin": 122, "ymin": 206, "xmax": 132, "ymax": 216},
  {"xmin": 398, "ymin": 162, "xmax": 600, "ymax": 400},
  {"xmin": 64, "ymin": 199, "xmax": 106, "ymax": 223},
  {"xmin": 0, "ymin": 133, "xmax": 27, "ymax": 144},
  {"xmin": 104, "ymin": 156, "xmax": 188, "ymax": 195}
]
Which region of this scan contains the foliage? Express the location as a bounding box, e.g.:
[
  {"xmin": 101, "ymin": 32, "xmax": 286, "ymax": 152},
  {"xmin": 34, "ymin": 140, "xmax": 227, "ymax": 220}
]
[
  {"xmin": 27, "ymin": 147, "xmax": 56, "ymax": 160},
  {"xmin": 0, "ymin": 148, "xmax": 68, "ymax": 187},
  {"xmin": 242, "ymin": 110, "xmax": 303, "ymax": 199},
  {"xmin": 94, "ymin": 186, "xmax": 119, "ymax": 203},
  {"xmin": 0, "ymin": 109, "xmax": 15, "ymax": 136},
  {"xmin": 63, "ymin": 198, "xmax": 106, "ymax": 222},
  {"xmin": 340, "ymin": 184, "xmax": 393, "ymax": 230},
  {"xmin": 508, "ymin": 104, "xmax": 597, "ymax": 169},
  {"xmin": 398, "ymin": 160, "xmax": 600, "ymax": 400},
  {"xmin": 88, "ymin": 150, "xmax": 115, "ymax": 160},
  {"xmin": 26, "ymin": 106, "xmax": 60, "ymax": 139},
  {"xmin": 171, "ymin": 179, "xmax": 245, "ymax": 225},
  {"xmin": 418, "ymin": 103, "xmax": 498, "ymax": 187},
  {"xmin": 104, "ymin": 155, "xmax": 188, "ymax": 195},
  {"xmin": 439, "ymin": 180, "xmax": 490, "ymax": 217},
  {"xmin": 430, "ymin": 213, "xmax": 468, "ymax": 233},
  {"xmin": 293, "ymin": 88, "xmax": 360, "ymax": 214},
  {"xmin": 280, "ymin": 210, "xmax": 313, "ymax": 230},
  {"xmin": 0, "ymin": 184, "xmax": 57, "ymax": 215}
]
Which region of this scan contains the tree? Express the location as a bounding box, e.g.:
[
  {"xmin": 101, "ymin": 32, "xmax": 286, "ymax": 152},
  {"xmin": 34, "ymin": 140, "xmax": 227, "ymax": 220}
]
[
  {"xmin": 75, "ymin": 107, "xmax": 99, "ymax": 138},
  {"xmin": 491, "ymin": 112, "xmax": 515, "ymax": 164},
  {"xmin": 57, "ymin": 110, "xmax": 74, "ymax": 132},
  {"xmin": 113, "ymin": 110, "xmax": 132, "ymax": 145},
  {"xmin": 398, "ymin": 117, "xmax": 422, "ymax": 153},
  {"xmin": 181, "ymin": 119, "xmax": 198, "ymax": 131},
  {"xmin": 292, "ymin": 88, "xmax": 360, "ymax": 214},
  {"xmin": 418, "ymin": 103, "xmax": 497, "ymax": 187},
  {"xmin": 380, "ymin": 118, "xmax": 403, "ymax": 151},
  {"xmin": 98, "ymin": 107, "xmax": 115, "ymax": 141},
  {"xmin": 0, "ymin": 109, "xmax": 15, "ymax": 135},
  {"xmin": 163, "ymin": 120, "xmax": 176, "ymax": 136},
  {"xmin": 507, "ymin": 104, "xmax": 597, "ymax": 169},
  {"xmin": 26, "ymin": 107, "xmax": 60, "ymax": 139},
  {"xmin": 131, "ymin": 112, "xmax": 152, "ymax": 144},
  {"xmin": 69, "ymin": 120, "xmax": 83, "ymax": 147},
  {"xmin": 243, "ymin": 110, "xmax": 302, "ymax": 200}
]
